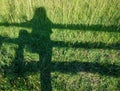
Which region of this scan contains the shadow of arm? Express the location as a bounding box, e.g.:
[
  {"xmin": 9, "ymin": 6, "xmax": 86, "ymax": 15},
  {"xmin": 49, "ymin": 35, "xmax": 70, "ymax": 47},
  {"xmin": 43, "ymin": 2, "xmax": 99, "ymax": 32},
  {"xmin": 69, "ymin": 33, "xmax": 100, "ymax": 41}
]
[{"xmin": 52, "ymin": 23, "xmax": 120, "ymax": 32}]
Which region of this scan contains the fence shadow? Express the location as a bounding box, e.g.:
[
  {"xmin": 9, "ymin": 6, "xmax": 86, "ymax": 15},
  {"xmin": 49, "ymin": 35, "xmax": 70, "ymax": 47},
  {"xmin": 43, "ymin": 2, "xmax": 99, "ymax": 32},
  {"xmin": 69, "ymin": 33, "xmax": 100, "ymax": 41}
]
[
  {"xmin": 0, "ymin": 7, "xmax": 120, "ymax": 91},
  {"xmin": 3, "ymin": 61, "xmax": 119, "ymax": 77}
]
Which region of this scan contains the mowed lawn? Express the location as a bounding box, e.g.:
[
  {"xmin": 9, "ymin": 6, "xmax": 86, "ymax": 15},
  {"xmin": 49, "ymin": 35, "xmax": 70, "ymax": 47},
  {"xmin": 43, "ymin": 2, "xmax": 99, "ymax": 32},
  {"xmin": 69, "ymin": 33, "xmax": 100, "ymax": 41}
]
[{"xmin": 0, "ymin": 0, "xmax": 120, "ymax": 91}]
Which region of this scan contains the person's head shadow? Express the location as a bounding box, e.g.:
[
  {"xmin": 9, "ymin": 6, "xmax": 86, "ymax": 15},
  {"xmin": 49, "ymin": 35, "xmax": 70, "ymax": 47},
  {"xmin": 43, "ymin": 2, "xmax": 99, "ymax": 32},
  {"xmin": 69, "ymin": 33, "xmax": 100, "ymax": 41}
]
[
  {"xmin": 31, "ymin": 7, "xmax": 52, "ymax": 28},
  {"xmin": 34, "ymin": 7, "xmax": 47, "ymax": 20}
]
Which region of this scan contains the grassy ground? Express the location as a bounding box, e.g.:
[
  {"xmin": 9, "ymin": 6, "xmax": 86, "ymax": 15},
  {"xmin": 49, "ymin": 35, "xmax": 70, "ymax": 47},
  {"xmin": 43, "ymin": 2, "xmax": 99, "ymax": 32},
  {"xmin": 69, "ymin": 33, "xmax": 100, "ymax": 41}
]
[{"xmin": 0, "ymin": 0, "xmax": 120, "ymax": 91}]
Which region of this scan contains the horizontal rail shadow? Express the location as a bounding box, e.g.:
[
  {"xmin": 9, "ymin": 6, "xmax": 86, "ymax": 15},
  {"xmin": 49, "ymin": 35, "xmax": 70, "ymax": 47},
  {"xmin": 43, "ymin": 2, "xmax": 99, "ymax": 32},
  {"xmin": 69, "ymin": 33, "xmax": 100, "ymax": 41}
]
[
  {"xmin": 52, "ymin": 24, "xmax": 120, "ymax": 32},
  {"xmin": 0, "ymin": 22, "xmax": 120, "ymax": 32},
  {"xmin": 3, "ymin": 61, "xmax": 120, "ymax": 78},
  {"xmin": 0, "ymin": 36, "xmax": 120, "ymax": 50},
  {"xmin": 53, "ymin": 41, "xmax": 120, "ymax": 50}
]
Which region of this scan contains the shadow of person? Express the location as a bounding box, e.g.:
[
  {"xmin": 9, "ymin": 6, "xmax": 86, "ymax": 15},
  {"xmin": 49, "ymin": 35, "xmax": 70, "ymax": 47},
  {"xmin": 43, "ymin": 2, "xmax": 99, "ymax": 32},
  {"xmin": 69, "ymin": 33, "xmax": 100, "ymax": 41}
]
[
  {"xmin": 12, "ymin": 7, "xmax": 52, "ymax": 91},
  {"xmin": 30, "ymin": 7, "xmax": 52, "ymax": 91}
]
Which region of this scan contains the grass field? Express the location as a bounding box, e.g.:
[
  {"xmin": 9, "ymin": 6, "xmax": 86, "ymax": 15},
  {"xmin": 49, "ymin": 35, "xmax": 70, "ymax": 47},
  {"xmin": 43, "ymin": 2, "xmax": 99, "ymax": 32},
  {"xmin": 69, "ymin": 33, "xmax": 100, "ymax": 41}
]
[{"xmin": 0, "ymin": 0, "xmax": 120, "ymax": 91}]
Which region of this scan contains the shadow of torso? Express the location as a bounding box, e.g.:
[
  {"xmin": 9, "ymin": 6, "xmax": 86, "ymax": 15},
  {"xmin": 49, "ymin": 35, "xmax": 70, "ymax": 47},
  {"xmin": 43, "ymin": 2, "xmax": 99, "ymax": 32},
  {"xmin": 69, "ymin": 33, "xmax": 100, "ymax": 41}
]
[{"xmin": 29, "ymin": 17, "xmax": 52, "ymax": 54}]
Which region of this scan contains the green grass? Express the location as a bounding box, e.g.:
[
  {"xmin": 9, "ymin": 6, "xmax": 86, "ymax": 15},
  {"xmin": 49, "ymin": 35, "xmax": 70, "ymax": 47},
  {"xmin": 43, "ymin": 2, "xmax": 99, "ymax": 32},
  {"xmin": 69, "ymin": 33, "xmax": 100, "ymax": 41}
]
[{"xmin": 0, "ymin": 0, "xmax": 120, "ymax": 91}]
